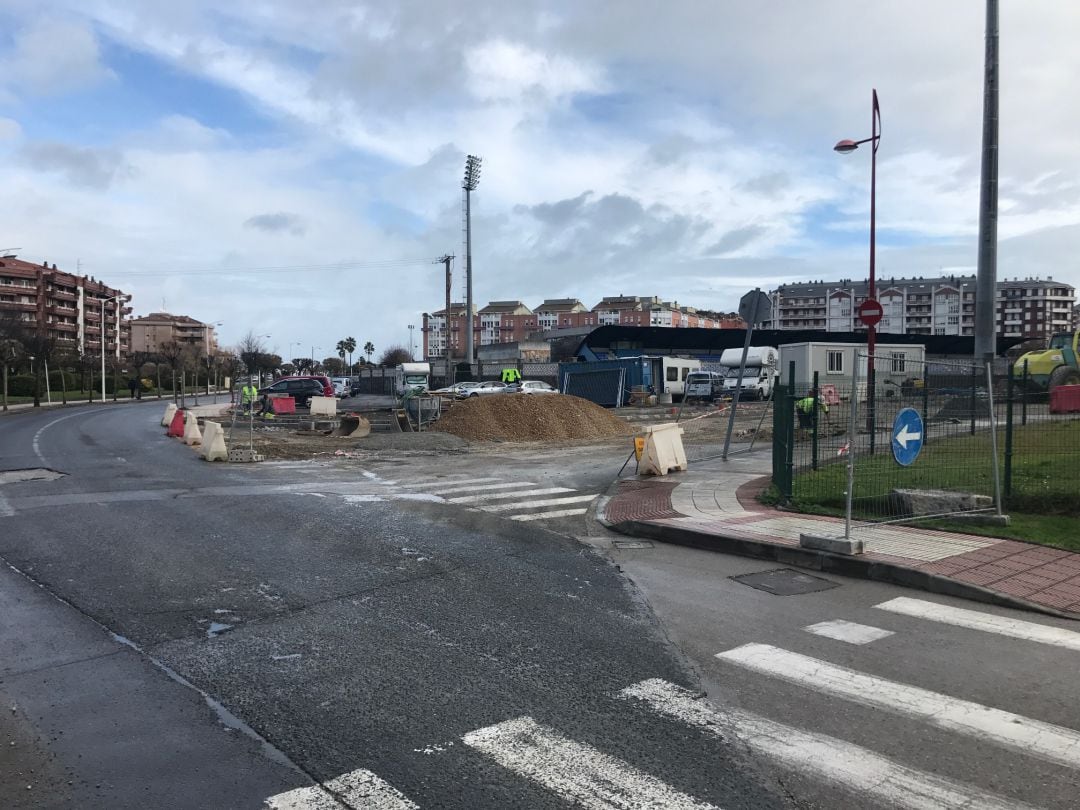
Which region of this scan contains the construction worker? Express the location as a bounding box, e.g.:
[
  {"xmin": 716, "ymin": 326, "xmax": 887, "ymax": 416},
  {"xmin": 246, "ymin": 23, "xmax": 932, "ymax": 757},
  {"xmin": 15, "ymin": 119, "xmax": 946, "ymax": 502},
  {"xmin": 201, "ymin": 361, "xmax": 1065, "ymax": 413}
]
[
  {"xmin": 500, "ymin": 367, "xmax": 522, "ymax": 385},
  {"xmin": 241, "ymin": 381, "xmax": 258, "ymax": 413},
  {"xmin": 796, "ymin": 391, "xmax": 828, "ymax": 429}
]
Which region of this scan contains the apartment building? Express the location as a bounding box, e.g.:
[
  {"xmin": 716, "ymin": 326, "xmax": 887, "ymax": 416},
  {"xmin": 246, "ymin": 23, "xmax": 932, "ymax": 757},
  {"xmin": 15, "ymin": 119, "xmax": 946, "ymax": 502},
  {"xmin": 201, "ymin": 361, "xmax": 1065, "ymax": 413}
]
[
  {"xmin": 764, "ymin": 275, "xmax": 1075, "ymax": 340},
  {"xmin": 421, "ymin": 294, "xmax": 742, "ymax": 359},
  {"xmin": 995, "ymin": 278, "xmax": 1074, "ymax": 341},
  {"xmin": 0, "ymin": 255, "xmax": 131, "ymax": 357},
  {"xmin": 129, "ymin": 312, "xmax": 219, "ymax": 355}
]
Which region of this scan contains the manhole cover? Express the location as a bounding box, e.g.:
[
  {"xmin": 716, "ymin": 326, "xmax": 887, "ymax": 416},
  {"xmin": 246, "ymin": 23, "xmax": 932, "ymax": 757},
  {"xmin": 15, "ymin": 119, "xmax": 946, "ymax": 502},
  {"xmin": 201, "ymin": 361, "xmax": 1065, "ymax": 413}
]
[
  {"xmin": 0, "ymin": 468, "xmax": 66, "ymax": 485},
  {"xmin": 731, "ymin": 568, "xmax": 839, "ymax": 596},
  {"xmin": 613, "ymin": 540, "xmax": 653, "ymax": 550}
]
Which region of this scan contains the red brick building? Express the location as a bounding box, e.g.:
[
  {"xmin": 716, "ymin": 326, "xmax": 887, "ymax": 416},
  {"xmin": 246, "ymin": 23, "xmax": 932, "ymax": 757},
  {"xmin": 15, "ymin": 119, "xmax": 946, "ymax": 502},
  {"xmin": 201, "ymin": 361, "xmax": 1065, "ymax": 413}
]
[
  {"xmin": 422, "ymin": 294, "xmax": 743, "ymax": 359},
  {"xmin": 0, "ymin": 255, "xmax": 131, "ymax": 358}
]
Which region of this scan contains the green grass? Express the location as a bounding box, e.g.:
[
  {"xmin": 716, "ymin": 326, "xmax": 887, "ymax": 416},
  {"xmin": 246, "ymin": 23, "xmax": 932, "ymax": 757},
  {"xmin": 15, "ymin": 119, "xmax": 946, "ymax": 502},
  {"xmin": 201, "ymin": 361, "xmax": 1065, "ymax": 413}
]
[{"xmin": 781, "ymin": 420, "xmax": 1080, "ymax": 548}]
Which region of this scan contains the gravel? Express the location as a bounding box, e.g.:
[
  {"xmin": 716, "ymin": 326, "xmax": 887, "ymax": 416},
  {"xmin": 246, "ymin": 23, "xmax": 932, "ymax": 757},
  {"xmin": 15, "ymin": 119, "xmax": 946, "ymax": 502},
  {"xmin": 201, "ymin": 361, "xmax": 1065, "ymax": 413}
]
[{"xmin": 432, "ymin": 394, "xmax": 633, "ymax": 442}]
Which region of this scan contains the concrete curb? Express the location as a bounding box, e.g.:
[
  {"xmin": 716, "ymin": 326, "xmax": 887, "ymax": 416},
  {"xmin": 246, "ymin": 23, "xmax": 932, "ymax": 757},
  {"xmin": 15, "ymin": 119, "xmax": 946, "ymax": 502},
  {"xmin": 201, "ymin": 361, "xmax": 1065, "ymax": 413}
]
[{"xmin": 607, "ymin": 515, "xmax": 1078, "ymax": 621}]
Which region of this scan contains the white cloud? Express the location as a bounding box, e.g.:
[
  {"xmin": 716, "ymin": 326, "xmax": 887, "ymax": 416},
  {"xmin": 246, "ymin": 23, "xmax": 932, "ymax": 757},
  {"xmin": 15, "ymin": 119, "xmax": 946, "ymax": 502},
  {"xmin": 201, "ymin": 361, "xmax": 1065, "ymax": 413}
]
[
  {"xmin": 465, "ymin": 39, "xmax": 605, "ymax": 102},
  {"xmin": 1, "ymin": 16, "xmax": 114, "ymax": 96}
]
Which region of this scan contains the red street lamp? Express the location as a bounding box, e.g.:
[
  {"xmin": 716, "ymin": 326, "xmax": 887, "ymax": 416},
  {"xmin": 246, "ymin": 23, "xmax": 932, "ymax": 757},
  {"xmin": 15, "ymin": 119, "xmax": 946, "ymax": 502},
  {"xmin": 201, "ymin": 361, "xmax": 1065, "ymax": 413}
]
[{"xmin": 835, "ymin": 88, "xmax": 882, "ymax": 452}]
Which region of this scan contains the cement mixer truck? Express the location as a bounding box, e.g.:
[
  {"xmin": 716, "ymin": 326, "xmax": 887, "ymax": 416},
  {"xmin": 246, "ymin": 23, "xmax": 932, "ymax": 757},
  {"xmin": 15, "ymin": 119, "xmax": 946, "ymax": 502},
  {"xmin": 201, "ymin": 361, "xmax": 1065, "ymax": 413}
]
[{"xmin": 721, "ymin": 346, "xmax": 778, "ymax": 401}]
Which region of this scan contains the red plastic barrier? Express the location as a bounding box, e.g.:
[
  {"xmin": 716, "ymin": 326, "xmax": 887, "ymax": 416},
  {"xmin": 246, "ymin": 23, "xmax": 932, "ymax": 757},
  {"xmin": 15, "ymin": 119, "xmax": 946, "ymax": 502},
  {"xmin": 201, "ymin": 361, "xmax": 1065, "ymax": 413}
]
[
  {"xmin": 819, "ymin": 384, "xmax": 841, "ymax": 406},
  {"xmin": 167, "ymin": 409, "xmax": 186, "ymax": 437},
  {"xmin": 271, "ymin": 396, "xmax": 296, "ymax": 414},
  {"xmin": 1050, "ymin": 384, "xmax": 1080, "ymax": 414}
]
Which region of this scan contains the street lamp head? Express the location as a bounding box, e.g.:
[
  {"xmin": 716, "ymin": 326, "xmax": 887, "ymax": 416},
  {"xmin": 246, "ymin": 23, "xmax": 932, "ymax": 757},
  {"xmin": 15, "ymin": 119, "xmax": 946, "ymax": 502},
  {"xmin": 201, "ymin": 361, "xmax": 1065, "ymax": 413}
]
[{"xmin": 833, "ymin": 139, "xmax": 859, "ymax": 154}]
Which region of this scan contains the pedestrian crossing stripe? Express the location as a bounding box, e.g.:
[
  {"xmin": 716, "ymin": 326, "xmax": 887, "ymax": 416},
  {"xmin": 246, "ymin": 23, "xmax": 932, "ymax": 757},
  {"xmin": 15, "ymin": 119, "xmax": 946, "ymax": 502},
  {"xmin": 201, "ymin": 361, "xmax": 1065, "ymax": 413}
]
[
  {"xmin": 448, "ymin": 487, "xmax": 574, "ymax": 504},
  {"xmin": 479, "ymin": 494, "xmax": 596, "ymax": 513},
  {"xmin": 462, "ymin": 716, "xmax": 717, "ymax": 809},
  {"xmin": 620, "ymin": 678, "xmax": 1037, "ymax": 810},
  {"xmin": 876, "ymin": 596, "xmax": 1080, "ymax": 652},
  {"xmin": 511, "ymin": 508, "xmax": 590, "ymax": 521},
  {"xmin": 265, "ymin": 767, "xmax": 417, "ymax": 809},
  {"xmin": 716, "ymin": 642, "xmax": 1080, "ymax": 770}
]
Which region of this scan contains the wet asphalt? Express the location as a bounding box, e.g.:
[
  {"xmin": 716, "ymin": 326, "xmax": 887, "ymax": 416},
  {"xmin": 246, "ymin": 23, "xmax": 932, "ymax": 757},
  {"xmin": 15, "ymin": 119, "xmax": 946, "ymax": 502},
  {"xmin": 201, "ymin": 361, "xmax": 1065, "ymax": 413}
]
[{"xmin": 0, "ymin": 400, "xmax": 791, "ymax": 809}]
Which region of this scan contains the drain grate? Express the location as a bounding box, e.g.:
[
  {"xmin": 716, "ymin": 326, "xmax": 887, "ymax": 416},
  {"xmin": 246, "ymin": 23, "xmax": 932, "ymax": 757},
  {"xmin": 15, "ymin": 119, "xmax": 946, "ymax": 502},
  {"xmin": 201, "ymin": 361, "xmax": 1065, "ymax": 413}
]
[
  {"xmin": 613, "ymin": 540, "xmax": 654, "ymax": 550},
  {"xmin": 731, "ymin": 568, "xmax": 839, "ymax": 596},
  {"xmin": 0, "ymin": 468, "xmax": 66, "ymax": 485}
]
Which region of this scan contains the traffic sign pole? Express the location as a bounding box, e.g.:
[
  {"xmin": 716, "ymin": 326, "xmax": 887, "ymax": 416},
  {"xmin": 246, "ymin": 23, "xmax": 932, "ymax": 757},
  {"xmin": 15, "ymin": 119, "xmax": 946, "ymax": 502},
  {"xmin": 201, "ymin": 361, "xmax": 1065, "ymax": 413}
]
[{"xmin": 723, "ymin": 289, "xmax": 771, "ymax": 461}]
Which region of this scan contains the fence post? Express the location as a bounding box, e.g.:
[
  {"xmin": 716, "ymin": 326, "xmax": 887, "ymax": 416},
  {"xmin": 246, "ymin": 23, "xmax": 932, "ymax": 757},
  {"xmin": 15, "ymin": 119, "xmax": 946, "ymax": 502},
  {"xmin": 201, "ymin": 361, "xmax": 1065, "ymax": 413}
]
[
  {"xmin": 784, "ymin": 361, "xmax": 795, "ymax": 501},
  {"xmin": 811, "ymin": 370, "xmax": 820, "ymax": 471},
  {"xmin": 985, "ymin": 357, "xmax": 1004, "ymax": 517},
  {"xmin": 969, "ymin": 363, "xmax": 978, "ymax": 436},
  {"xmin": 921, "ymin": 374, "xmax": 930, "ymax": 447},
  {"xmin": 1021, "ymin": 359, "xmax": 1029, "ymax": 426},
  {"xmin": 1004, "ymin": 362, "xmax": 1014, "ymax": 500},
  {"xmin": 867, "ymin": 356, "xmax": 876, "ymax": 456},
  {"xmin": 844, "ymin": 352, "xmax": 861, "ymax": 540}
]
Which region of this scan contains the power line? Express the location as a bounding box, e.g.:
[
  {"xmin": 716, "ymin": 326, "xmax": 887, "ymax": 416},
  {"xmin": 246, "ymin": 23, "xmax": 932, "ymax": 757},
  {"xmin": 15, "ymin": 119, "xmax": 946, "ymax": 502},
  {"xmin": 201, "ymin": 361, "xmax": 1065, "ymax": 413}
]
[{"xmin": 93, "ymin": 257, "xmax": 444, "ymax": 279}]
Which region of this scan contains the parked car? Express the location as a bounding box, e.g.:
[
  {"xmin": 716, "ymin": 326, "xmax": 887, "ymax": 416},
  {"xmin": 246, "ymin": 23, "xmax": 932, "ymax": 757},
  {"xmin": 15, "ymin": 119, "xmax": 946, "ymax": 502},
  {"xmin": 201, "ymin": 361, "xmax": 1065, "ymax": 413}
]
[
  {"xmin": 432, "ymin": 381, "xmax": 482, "ymax": 396},
  {"xmin": 467, "ymin": 381, "xmax": 509, "ymax": 397},
  {"xmin": 331, "ymin": 377, "xmax": 350, "ymax": 397},
  {"xmin": 272, "ymin": 374, "xmax": 334, "ymax": 398},
  {"xmin": 258, "ymin": 377, "xmax": 326, "ymax": 408},
  {"xmin": 510, "ymin": 380, "xmax": 558, "ymax": 395}
]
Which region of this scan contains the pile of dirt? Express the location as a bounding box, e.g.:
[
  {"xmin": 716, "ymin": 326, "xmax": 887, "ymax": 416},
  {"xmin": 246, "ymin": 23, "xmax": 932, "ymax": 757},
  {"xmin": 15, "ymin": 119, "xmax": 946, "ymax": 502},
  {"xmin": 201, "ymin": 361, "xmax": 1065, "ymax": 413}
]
[{"xmin": 432, "ymin": 394, "xmax": 633, "ymax": 442}]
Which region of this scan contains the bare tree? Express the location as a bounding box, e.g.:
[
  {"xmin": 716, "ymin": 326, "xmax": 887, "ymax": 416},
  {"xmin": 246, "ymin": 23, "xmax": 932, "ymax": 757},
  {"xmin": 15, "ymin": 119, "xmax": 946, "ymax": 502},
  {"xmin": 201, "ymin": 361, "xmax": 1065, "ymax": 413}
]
[
  {"xmin": 238, "ymin": 330, "xmax": 267, "ymax": 376},
  {"xmin": 377, "ymin": 345, "xmax": 413, "ymax": 367},
  {"xmin": 158, "ymin": 340, "xmax": 185, "ymax": 404}
]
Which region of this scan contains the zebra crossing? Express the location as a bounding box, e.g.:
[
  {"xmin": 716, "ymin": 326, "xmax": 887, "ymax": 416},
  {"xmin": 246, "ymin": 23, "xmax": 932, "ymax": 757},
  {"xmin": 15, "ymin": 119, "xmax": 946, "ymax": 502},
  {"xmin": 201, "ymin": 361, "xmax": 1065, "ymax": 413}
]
[
  {"xmin": 264, "ymin": 596, "xmax": 1080, "ymax": 809},
  {"xmin": 370, "ymin": 472, "xmax": 599, "ymax": 524}
]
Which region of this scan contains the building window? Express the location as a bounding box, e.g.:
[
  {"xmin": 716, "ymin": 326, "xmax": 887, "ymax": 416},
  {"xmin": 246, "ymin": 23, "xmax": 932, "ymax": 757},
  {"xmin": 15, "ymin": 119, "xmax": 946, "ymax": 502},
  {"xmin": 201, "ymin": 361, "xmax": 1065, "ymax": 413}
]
[
  {"xmin": 666, "ymin": 367, "xmax": 679, "ymax": 382},
  {"xmin": 827, "ymin": 350, "xmax": 844, "ymax": 374},
  {"xmin": 890, "ymin": 352, "xmax": 906, "ymax": 373}
]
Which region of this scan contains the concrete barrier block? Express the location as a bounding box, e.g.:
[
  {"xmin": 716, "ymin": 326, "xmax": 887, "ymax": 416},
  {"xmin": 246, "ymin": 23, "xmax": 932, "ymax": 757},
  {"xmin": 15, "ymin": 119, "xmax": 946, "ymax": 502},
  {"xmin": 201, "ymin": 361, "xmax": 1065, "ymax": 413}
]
[
  {"xmin": 638, "ymin": 422, "xmax": 688, "ymax": 476},
  {"xmin": 183, "ymin": 411, "xmax": 203, "ymax": 446},
  {"xmin": 200, "ymin": 421, "xmax": 229, "ymax": 461},
  {"xmin": 800, "ymin": 533, "xmax": 864, "ymax": 555},
  {"xmin": 167, "ymin": 408, "xmax": 186, "ymax": 437},
  {"xmin": 310, "ymin": 396, "xmax": 337, "ymax": 417},
  {"xmin": 162, "ymin": 403, "xmax": 177, "ymax": 427}
]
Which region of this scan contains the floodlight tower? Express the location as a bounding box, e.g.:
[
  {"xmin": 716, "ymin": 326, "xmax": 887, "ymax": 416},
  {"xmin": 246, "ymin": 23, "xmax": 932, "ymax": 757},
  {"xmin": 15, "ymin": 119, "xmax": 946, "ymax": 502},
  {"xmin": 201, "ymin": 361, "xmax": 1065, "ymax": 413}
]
[{"xmin": 463, "ymin": 154, "xmax": 482, "ymax": 363}]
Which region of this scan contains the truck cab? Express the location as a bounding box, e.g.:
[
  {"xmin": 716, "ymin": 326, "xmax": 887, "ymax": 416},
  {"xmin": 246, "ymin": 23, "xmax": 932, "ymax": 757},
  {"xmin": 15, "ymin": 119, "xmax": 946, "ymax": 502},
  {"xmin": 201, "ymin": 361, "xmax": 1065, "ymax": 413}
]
[{"xmin": 394, "ymin": 362, "xmax": 431, "ymax": 396}]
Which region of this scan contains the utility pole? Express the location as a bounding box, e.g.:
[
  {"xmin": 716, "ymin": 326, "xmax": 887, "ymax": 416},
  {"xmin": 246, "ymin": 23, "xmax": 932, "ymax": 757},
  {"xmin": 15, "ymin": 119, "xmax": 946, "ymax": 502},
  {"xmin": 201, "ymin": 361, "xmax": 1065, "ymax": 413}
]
[
  {"xmin": 437, "ymin": 254, "xmax": 454, "ymax": 383},
  {"xmin": 974, "ymin": 0, "xmax": 999, "ymax": 360}
]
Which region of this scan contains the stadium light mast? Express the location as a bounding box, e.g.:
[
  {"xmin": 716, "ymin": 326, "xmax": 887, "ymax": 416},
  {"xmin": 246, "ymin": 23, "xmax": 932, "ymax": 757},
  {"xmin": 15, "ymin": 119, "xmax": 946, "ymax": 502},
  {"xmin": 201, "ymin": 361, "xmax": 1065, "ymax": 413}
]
[{"xmin": 463, "ymin": 154, "xmax": 482, "ymax": 364}]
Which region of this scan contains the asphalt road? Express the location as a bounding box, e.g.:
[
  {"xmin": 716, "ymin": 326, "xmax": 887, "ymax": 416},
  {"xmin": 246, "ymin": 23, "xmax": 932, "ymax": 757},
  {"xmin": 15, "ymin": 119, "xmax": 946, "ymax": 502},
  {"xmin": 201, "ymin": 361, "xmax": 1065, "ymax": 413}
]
[
  {"xmin": 0, "ymin": 401, "xmax": 785, "ymax": 809},
  {"xmin": 4, "ymin": 400, "xmax": 1079, "ymax": 809}
]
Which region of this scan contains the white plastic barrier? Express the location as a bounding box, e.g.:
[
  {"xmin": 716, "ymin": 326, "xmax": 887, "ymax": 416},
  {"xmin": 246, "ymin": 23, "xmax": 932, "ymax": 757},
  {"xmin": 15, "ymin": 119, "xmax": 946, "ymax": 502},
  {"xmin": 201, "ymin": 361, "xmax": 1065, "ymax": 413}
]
[
  {"xmin": 182, "ymin": 411, "xmax": 203, "ymax": 446},
  {"xmin": 637, "ymin": 423, "xmax": 688, "ymax": 476},
  {"xmin": 200, "ymin": 420, "xmax": 228, "ymax": 461},
  {"xmin": 310, "ymin": 396, "xmax": 337, "ymax": 417},
  {"xmin": 161, "ymin": 402, "xmax": 177, "ymax": 427}
]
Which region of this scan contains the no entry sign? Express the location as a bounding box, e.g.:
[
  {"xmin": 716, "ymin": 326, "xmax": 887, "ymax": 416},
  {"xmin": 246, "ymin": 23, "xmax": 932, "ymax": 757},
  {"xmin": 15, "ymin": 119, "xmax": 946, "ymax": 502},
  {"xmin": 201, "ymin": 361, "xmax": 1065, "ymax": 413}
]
[{"xmin": 858, "ymin": 298, "xmax": 883, "ymax": 328}]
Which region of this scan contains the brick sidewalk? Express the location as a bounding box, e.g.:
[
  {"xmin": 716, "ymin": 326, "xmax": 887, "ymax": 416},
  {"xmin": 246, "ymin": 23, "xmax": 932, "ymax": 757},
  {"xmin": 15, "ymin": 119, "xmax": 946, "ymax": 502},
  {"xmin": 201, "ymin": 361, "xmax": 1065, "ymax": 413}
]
[{"xmin": 603, "ymin": 476, "xmax": 1080, "ymax": 618}]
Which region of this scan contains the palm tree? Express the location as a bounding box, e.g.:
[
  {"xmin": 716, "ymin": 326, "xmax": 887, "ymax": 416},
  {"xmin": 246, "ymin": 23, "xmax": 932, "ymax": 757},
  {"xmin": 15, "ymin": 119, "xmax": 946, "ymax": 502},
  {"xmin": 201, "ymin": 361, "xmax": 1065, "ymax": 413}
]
[
  {"xmin": 344, "ymin": 336, "xmax": 357, "ymax": 373},
  {"xmin": 363, "ymin": 341, "xmax": 374, "ymax": 364},
  {"xmin": 335, "ymin": 339, "xmax": 347, "ymax": 371}
]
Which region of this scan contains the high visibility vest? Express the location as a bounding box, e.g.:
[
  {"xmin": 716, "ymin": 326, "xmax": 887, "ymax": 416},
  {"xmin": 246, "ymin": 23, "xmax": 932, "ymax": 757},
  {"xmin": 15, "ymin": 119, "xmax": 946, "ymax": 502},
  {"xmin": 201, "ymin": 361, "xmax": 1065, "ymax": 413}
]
[
  {"xmin": 242, "ymin": 385, "xmax": 256, "ymax": 403},
  {"xmin": 501, "ymin": 368, "xmax": 521, "ymax": 383},
  {"xmin": 797, "ymin": 397, "xmax": 816, "ymax": 414}
]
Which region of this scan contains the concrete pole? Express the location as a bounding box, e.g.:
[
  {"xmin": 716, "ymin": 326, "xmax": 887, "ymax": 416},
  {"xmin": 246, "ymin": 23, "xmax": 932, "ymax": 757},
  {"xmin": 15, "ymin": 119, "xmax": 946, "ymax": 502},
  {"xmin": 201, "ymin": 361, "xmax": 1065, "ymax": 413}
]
[
  {"xmin": 974, "ymin": 0, "xmax": 999, "ymax": 359},
  {"xmin": 465, "ymin": 187, "xmax": 475, "ymax": 363}
]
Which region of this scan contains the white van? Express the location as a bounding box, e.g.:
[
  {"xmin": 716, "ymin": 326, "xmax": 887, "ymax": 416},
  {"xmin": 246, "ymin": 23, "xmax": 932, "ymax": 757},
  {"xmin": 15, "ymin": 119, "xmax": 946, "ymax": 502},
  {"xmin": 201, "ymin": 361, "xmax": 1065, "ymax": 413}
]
[{"xmin": 684, "ymin": 371, "xmax": 726, "ymax": 402}]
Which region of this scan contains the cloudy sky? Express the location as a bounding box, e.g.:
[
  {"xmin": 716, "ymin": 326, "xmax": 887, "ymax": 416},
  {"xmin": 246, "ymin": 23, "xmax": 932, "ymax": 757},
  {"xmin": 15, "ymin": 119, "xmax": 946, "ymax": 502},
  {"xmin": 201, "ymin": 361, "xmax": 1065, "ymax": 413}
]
[{"xmin": 1, "ymin": 1, "xmax": 1078, "ymax": 359}]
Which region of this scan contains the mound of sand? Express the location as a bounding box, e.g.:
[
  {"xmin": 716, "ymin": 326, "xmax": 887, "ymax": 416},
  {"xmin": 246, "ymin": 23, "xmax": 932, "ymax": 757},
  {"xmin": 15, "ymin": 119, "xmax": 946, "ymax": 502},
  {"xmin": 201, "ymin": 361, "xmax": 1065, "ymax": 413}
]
[{"xmin": 432, "ymin": 394, "xmax": 632, "ymax": 442}]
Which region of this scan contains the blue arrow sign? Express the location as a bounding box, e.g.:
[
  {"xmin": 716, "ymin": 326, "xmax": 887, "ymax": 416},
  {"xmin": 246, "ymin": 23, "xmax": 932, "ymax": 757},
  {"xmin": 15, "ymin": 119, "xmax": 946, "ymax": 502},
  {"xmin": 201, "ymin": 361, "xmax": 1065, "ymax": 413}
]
[{"xmin": 891, "ymin": 408, "xmax": 924, "ymax": 467}]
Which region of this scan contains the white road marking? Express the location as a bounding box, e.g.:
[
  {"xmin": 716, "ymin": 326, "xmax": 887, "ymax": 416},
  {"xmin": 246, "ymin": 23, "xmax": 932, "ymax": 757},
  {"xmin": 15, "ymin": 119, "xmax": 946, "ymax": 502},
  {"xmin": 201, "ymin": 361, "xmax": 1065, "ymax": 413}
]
[
  {"xmin": 264, "ymin": 768, "xmax": 417, "ymax": 809},
  {"xmin": 401, "ymin": 478, "xmax": 503, "ymax": 492},
  {"xmin": 428, "ymin": 481, "xmax": 537, "ymax": 495},
  {"xmin": 480, "ymin": 494, "xmax": 596, "ymax": 513},
  {"xmin": 0, "ymin": 492, "xmax": 13, "ymax": 517},
  {"xmin": 32, "ymin": 409, "xmax": 93, "ymax": 465},
  {"xmin": 876, "ymin": 596, "xmax": 1080, "ymax": 652},
  {"xmin": 447, "ymin": 487, "xmax": 573, "ymax": 504},
  {"xmin": 620, "ymin": 678, "xmax": 1035, "ymax": 810},
  {"xmin": 511, "ymin": 508, "xmax": 590, "ymax": 522},
  {"xmin": 462, "ymin": 716, "xmax": 716, "ymax": 809},
  {"xmin": 716, "ymin": 643, "xmax": 1080, "ymax": 770},
  {"xmin": 804, "ymin": 619, "xmax": 895, "ymax": 645}
]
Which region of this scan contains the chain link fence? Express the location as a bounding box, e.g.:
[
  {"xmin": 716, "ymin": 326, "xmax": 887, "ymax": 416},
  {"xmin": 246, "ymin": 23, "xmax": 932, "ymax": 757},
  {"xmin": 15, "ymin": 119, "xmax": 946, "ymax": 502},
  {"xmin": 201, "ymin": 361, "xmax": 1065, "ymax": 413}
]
[{"xmin": 774, "ymin": 355, "xmax": 1006, "ymax": 529}]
